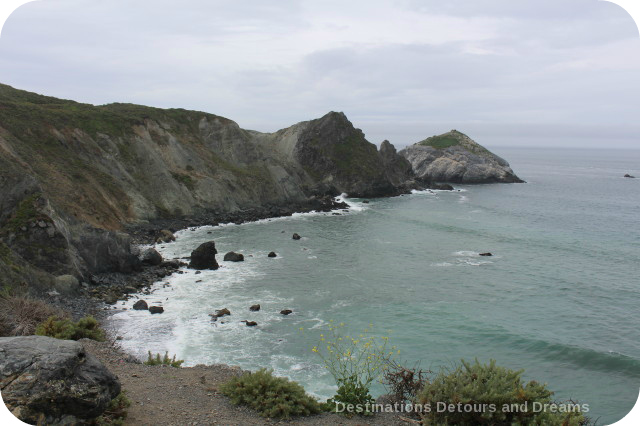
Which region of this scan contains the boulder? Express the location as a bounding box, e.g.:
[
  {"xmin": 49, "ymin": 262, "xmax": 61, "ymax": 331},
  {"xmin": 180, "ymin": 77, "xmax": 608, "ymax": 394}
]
[
  {"xmin": 292, "ymin": 233, "xmax": 301, "ymax": 240},
  {"xmin": 0, "ymin": 336, "xmax": 120, "ymax": 424},
  {"xmin": 140, "ymin": 248, "xmax": 163, "ymax": 266},
  {"xmin": 53, "ymin": 274, "xmax": 80, "ymax": 294},
  {"xmin": 479, "ymin": 252, "xmax": 493, "ymax": 257},
  {"xmin": 149, "ymin": 306, "xmax": 164, "ymax": 314},
  {"xmin": 223, "ymin": 251, "xmax": 244, "ymax": 262},
  {"xmin": 214, "ymin": 308, "xmax": 231, "ymax": 317},
  {"xmin": 249, "ymin": 304, "xmax": 260, "ymax": 312},
  {"xmin": 132, "ymin": 299, "xmax": 148, "ymax": 310},
  {"xmin": 156, "ymin": 229, "xmax": 176, "ymax": 243},
  {"xmin": 624, "ymin": 174, "xmax": 635, "ymax": 178},
  {"xmin": 280, "ymin": 309, "xmax": 293, "ymax": 315},
  {"xmin": 267, "ymin": 251, "xmax": 277, "ymax": 258},
  {"xmin": 430, "ymin": 182, "xmax": 454, "ymax": 191},
  {"xmin": 242, "ymin": 320, "xmax": 258, "ymax": 327},
  {"xmin": 189, "ymin": 241, "xmax": 219, "ymax": 270}
]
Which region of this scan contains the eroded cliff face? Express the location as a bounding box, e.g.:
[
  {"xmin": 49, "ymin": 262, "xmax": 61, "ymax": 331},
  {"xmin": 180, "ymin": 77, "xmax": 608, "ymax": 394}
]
[
  {"xmin": 399, "ymin": 130, "xmax": 523, "ymax": 184},
  {"xmin": 0, "ymin": 84, "xmax": 409, "ymax": 289}
]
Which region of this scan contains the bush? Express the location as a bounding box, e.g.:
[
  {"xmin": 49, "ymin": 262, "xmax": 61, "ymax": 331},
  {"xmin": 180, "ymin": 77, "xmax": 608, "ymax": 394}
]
[
  {"xmin": 0, "ymin": 293, "xmax": 68, "ymax": 336},
  {"xmin": 220, "ymin": 368, "xmax": 324, "ymax": 419},
  {"xmin": 144, "ymin": 351, "xmax": 184, "ymax": 367},
  {"xmin": 35, "ymin": 315, "xmax": 105, "ymax": 341},
  {"xmin": 417, "ymin": 359, "xmax": 588, "ymax": 425},
  {"xmin": 382, "ymin": 359, "xmax": 430, "ymax": 406},
  {"xmin": 311, "ymin": 322, "xmax": 395, "ymax": 415},
  {"xmin": 95, "ymin": 391, "xmax": 131, "ymax": 425}
]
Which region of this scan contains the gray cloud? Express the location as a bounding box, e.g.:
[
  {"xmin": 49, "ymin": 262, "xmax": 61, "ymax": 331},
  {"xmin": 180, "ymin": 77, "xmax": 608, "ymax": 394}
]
[{"xmin": 0, "ymin": 0, "xmax": 638, "ymax": 148}]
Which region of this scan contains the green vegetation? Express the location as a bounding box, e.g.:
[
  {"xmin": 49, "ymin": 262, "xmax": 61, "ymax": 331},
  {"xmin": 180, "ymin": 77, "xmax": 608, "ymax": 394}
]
[
  {"xmin": 311, "ymin": 322, "xmax": 394, "ymax": 415},
  {"xmin": 96, "ymin": 391, "xmax": 132, "ymax": 426},
  {"xmin": 1, "ymin": 193, "xmax": 49, "ymax": 234},
  {"xmin": 35, "ymin": 315, "xmax": 105, "ymax": 341},
  {"xmin": 418, "ymin": 133, "xmax": 461, "ymax": 149},
  {"xmin": 144, "ymin": 351, "xmax": 184, "ymax": 368},
  {"xmin": 220, "ymin": 368, "xmax": 324, "ymax": 419},
  {"xmin": 417, "ymin": 359, "xmax": 588, "ymax": 425},
  {"xmin": 170, "ymin": 172, "xmax": 197, "ymax": 191}
]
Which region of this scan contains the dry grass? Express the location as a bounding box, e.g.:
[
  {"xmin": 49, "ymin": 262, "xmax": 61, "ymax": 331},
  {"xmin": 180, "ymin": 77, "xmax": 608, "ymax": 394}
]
[{"xmin": 0, "ymin": 294, "xmax": 68, "ymax": 337}]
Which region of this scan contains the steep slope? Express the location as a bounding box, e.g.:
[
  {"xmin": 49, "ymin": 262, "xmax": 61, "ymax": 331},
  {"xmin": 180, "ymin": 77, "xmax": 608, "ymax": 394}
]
[
  {"xmin": 399, "ymin": 130, "xmax": 523, "ymax": 184},
  {"xmin": 0, "ymin": 84, "xmax": 407, "ymax": 290}
]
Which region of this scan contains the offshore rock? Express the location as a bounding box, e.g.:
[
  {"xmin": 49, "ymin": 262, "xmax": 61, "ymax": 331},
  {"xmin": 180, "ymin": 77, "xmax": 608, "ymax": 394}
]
[
  {"xmin": 223, "ymin": 251, "xmax": 244, "ymax": 262},
  {"xmin": 400, "ymin": 130, "xmax": 524, "ymax": 184},
  {"xmin": 188, "ymin": 241, "xmax": 219, "ymax": 270}
]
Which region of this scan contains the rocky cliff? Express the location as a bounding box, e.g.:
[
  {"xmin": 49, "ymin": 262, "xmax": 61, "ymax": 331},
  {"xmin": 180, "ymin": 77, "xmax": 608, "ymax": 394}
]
[
  {"xmin": 399, "ymin": 130, "xmax": 523, "ymax": 184},
  {"xmin": 0, "ymin": 84, "xmax": 414, "ymax": 291}
]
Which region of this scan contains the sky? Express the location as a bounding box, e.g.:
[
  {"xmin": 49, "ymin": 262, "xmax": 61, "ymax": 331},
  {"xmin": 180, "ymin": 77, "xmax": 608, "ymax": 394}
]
[{"xmin": 0, "ymin": 0, "xmax": 639, "ymax": 148}]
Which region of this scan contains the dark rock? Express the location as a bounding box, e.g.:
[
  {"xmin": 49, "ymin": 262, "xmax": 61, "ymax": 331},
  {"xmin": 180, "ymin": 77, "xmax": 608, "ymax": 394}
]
[
  {"xmin": 156, "ymin": 229, "xmax": 176, "ymax": 243},
  {"xmin": 267, "ymin": 252, "xmax": 277, "ymax": 258},
  {"xmin": 430, "ymin": 182, "xmax": 454, "ymax": 191},
  {"xmin": 195, "ymin": 270, "xmax": 201, "ymax": 274},
  {"xmin": 292, "ymin": 233, "xmax": 301, "ymax": 240},
  {"xmin": 242, "ymin": 320, "xmax": 258, "ymax": 327},
  {"xmin": 624, "ymin": 174, "xmax": 635, "ymax": 178},
  {"xmin": 133, "ymin": 299, "xmax": 148, "ymax": 310},
  {"xmin": 140, "ymin": 248, "xmax": 163, "ymax": 266},
  {"xmin": 249, "ymin": 304, "xmax": 260, "ymax": 312},
  {"xmin": 280, "ymin": 309, "xmax": 293, "ymax": 315},
  {"xmin": 379, "ymin": 140, "xmax": 414, "ymax": 187},
  {"xmin": 479, "ymin": 252, "xmax": 493, "ymax": 257},
  {"xmin": 362, "ymin": 200, "xmax": 370, "ymax": 203},
  {"xmin": 214, "ymin": 308, "xmax": 231, "ymax": 317},
  {"xmin": 223, "ymin": 251, "xmax": 244, "ymax": 262},
  {"xmin": 189, "ymin": 241, "xmax": 219, "ymax": 270},
  {"xmin": 149, "ymin": 306, "xmax": 164, "ymax": 314},
  {"xmin": 0, "ymin": 336, "xmax": 120, "ymax": 424}
]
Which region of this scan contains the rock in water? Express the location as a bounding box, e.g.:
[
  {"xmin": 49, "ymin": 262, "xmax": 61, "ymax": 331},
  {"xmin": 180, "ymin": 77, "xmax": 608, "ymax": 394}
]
[
  {"xmin": 479, "ymin": 252, "xmax": 493, "ymax": 257},
  {"xmin": 378, "ymin": 140, "xmax": 414, "ymax": 187},
  {"xmin": 189, "ymin": 241, "xmax": 219, "ymax": 270},
  {"xmin": 133, "ymin": 299, "xmax": 148, "ymax": 310},
  {"xmin": 292, "ymin": 233, "xmax": 301, "ymax": 240},
  {"xmin": 223, "ymin": 251, "xmax": 244, "ymax": 262},
  {"xmin": 214, "ymin": 308, "xmax": 231, "ymax": 317},
  {"xmin": 399, "ymin": 130, "xmax": 524, "ymax": 184},
  {"xmin": 267, "ymin": 251, "xmax": 277, "ymax": 258},
  {"xmin": 624, "ymin": 174, "xmax": 635, "ymax": 178},
  {"xmin": 242, "ymin": 320, "xmax": 258, "ymax": 327},
  {"xmin": 0, "ymin": 336, "xmax": 120, "ymax": 424},
  {"xmin": 249, "ymin": 304, "xmax": 261, "ymax": 311},
  {"xmin": 149, "ymin": 306, "xmax": 164, "ymax": 314},
  {"xmin": 156, "ymin": 229, "xmax": 176, "ymax": 243},
  {"xmin": 280, "ymin": 309, "xmax": 293, "ymax": 315},
  {"xmin": 140, "ymin": 248, "xmax": 163, "ymax": 266}
]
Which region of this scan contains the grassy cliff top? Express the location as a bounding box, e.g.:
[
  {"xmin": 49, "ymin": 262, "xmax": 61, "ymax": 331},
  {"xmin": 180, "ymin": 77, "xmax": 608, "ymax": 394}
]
[{"xmin": 417, "ymin": 130, "xmax": 492, "ymax": 157}]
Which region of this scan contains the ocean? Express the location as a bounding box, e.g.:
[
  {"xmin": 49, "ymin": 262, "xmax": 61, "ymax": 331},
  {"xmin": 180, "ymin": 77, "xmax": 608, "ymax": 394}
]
[{"xmin": 108, "ymin": 147, "xmax": 640, "ymax": 424}]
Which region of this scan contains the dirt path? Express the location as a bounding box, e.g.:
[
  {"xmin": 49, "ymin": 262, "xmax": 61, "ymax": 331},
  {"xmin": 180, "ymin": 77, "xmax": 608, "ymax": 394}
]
[{"xmin": 81, "ymin": 340, "xmax": 409, "ymax": 426}]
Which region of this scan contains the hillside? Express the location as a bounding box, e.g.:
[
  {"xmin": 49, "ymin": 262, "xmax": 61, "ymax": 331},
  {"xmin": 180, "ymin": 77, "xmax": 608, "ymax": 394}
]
[{"xmin": 0, "ymin": 84, "xmax": 413, "ymax": 292}]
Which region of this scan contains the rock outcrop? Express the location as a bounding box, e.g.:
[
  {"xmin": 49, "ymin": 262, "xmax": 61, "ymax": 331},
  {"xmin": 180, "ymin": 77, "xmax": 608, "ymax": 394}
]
[
  {"xmin": 378, "ymin": 140, "xmax": 414, "ymax": 188},
  {"xmin": 188, "ymin": 241, "xmax": 219, "ymax": 270},
  {"xmin": 399, "ymin": 130, "xmax": 523, "ymax": 184},
  {"xmin": 223, "ymin": 251, "xmax": 244, "ymax": 262},
  {"xmin": 0, "ymin": 335, "xmax": 120, "ymax": 424}
]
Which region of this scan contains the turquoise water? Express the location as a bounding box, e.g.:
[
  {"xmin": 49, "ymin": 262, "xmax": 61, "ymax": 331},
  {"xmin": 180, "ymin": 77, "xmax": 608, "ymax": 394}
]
[{"xmin": 110, "ymin": 147, "xmax": 640, "ymax": 424}]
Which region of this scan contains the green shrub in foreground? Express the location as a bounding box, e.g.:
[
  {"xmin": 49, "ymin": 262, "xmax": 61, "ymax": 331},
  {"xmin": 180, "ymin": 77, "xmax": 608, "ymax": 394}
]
[
  {"xmin": 96, "ymin": 391, "xmax": 131, "ymax": 425},
  {"xmin": 417, "ymin": 359, "xmax": 588, "ymax": 425},
  {"xmin": 36, "ymin": 315, "xmax": 105, "ymax": 341},
  {"xmin": 144, "ymin": 351, "xmax": 184, "ymax": 367},
  {"xmin": 220, "ymin": 368, "xmax": 324, "ymax": 419}
]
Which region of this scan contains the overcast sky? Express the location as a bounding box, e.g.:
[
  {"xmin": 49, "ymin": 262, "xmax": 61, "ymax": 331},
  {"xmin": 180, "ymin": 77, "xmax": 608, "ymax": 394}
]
[{"xmin": 0, "ymin": 0, "xmax": 638, "ymax": 148}]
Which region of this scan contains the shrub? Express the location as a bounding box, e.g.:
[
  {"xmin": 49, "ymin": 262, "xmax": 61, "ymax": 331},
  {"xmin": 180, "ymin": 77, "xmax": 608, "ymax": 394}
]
[
  {"xmin": 0, "ymin": 293, "xmax": 68, "ymax": 336},
  {"xmin": 417, "ymin": 359, "xmax": 588, "ymax": 425},
  {"xmin": 382, "ymin": 359, "xmax": 430, "ymax": 406},
  {"xmin": 311, "ymin": 322, "xmax": 395, "ymax": 415},
  {"xmin": 95, "ymin": 391, "xmax": 131, "ymax": 425},
  {"xmin": 220, "ymin": 368, "xmax": 324, "ymax": 419},
  {"xmin": 144, "ymin": 351, "xmax": 184, "ymax": 367},
  {"xmin": 35, "ymin": 315, "xmax": 105, "ymax": 341}
]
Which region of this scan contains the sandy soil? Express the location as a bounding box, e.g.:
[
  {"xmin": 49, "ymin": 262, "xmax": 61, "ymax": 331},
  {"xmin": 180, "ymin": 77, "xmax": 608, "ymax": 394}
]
[{"xmin": 81, "ymin": 339, "xmax": 412, "ymax": 426}]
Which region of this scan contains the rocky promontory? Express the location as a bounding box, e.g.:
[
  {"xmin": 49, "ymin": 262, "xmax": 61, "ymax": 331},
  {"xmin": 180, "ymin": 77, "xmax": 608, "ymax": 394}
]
[{"xmin": 399, "ymin": 130, "xmax": 524, "ymax": 184}]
